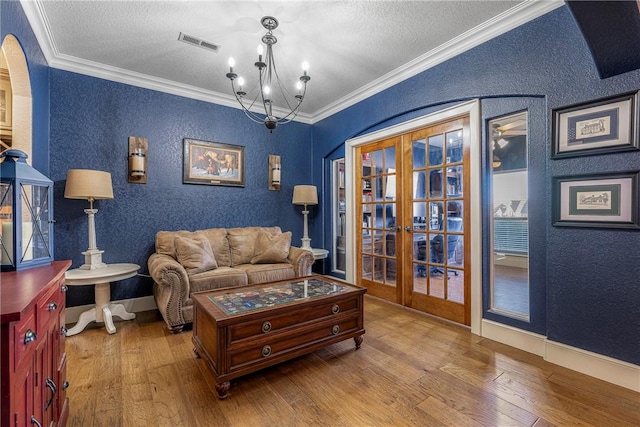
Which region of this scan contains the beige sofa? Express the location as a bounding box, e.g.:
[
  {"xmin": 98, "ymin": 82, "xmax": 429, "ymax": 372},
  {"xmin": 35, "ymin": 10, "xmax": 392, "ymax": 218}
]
[{"xmin": 148, "ymin": 226, "xmax": 315, "ymax": 332}]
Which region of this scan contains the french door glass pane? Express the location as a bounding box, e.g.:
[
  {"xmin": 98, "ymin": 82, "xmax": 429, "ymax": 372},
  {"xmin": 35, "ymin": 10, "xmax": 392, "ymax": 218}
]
[
  {"xmin": 428, "ymin": 135, "xmax": 443, "ymax": 166},
  {"xmin": 429, "ymin": 169, "xmax": 443, "ymax": 198},
  {"xmin": 445, "ymin": 130, "xmax": 463, "ymax": 163},
  {"xmin": 446, "ymin": 166, "xmax": 463, "ymax": 197}
]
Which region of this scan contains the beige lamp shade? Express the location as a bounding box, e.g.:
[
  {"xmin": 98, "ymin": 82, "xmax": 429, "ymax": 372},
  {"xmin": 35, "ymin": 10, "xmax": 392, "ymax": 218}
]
[
  {"xmin": 64, "ymin": 169, "xmax": 114, "ymax": 200},
  {"xmin": 292, "ymin": 185, "xmax": 318, "ymax": 205}
]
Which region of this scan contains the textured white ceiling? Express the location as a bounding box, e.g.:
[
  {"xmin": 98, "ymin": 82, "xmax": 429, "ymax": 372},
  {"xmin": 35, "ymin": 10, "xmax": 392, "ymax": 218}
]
[{"xmin": 22, "ymin": 0, "xmax": 562, "ymax": 122}]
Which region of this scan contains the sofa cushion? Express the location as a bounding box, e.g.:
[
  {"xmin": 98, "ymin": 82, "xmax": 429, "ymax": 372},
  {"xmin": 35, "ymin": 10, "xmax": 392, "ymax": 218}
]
[
  {"xmin": 155, "ymin": 230, "xmax": 193, "ymax": 257},
  {"xmin": 251, "ymin": 230, "xmax": 292, "ymax": 264},
  {"xmin": 228, "ymin": 226, "xmax": 281, "ymax": 266},
  {"xmin": 189, "ymin": 267, "xmax": 248, "ymax": 292},
  {"xmin": 174, "ymin": 235, "xmax": 218, "ymax": 274},
  {"xmin": 196, "ymin": 228, "xmax": 232, "ymax": 267},
  {"xmin": 234, "ymin": 263, "xmax": 296, "ymax": 284}
]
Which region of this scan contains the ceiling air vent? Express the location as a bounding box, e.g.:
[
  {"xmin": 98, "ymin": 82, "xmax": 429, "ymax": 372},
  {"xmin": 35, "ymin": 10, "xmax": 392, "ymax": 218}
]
[{"xmin": 178, "ymin": 32, "xmax": 220, "ymax": 52}]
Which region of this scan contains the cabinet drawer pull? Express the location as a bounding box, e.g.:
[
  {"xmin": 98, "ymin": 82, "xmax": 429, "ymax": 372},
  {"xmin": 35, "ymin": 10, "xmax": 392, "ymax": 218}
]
[
  {"xmin": 45, "ymin": 377, "xmax": 57, "ymax": 409},
  {"xmin": 331, "ymin": 304, "xmax": 340, "ymax": 314},
  {"xmin": 332, "ymin": 325, "xmax": 340, "ymax": 335},
  {"xmin": 61, "ymin": 326, "xmax": 68, "ymax": 336},
  {"xmin": 261, "ymin": 345, "xmax": 272, "ymax": 357},
  {"xmin": 24, "ymin": 329, "xmax": 37, "ymax": 344},
  {"xmin": 48, "ymin": 301, "xmax": 58, "ymax": 311},
  {"xmin": 261, "ymin": 321, "xmax": 272, "ymax": 333},
  {"xmin": 61, "ymin": 284, "xmax": 69, "ymax": 292},
  {"xmin": 63, "ymin": 380, "xmax": 70, "ymax": 390},
  {"xmin": 46, "ymin": 377, "xmax": 57, "ymax": 393},
  {"xmin": 31, "ymin": 416, "xmax": 42, "ymax": 427}
]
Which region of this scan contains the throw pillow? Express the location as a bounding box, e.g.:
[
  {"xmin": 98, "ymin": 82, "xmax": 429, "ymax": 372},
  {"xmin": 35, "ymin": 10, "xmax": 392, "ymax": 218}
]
[
  {"xmin": 174, "ymin": 235, "xmax": 218, "ymax": 274},
  {"xmin": 251, "ymin": 231, "xmax": 292, "ymax": 264}
]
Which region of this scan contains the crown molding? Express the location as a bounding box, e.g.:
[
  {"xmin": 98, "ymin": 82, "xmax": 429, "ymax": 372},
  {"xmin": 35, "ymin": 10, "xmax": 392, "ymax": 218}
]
[
  {"xmin": 20, "ymin": 0, "xmax": 562, "ymax": 125},
  {"xmin": 311, "ymin": 0, "xmax": 564, "ymax": 122}
]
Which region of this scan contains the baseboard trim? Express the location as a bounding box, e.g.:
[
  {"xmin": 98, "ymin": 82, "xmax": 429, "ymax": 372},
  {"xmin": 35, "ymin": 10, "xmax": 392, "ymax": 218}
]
[
  {"xmin": 545, "ymin": 340, "xmax": 640, "ymax": 392},
  {"xmin": 66, "ymin": 295, "xmax": 157, "ymax": 324},
  {"xmin": 481, "ymin": 319, "xmax": 546, "ymax": 356},
  {"xmin": 481, "ymin": 319, "xmax": 640, "ymax": 392}
]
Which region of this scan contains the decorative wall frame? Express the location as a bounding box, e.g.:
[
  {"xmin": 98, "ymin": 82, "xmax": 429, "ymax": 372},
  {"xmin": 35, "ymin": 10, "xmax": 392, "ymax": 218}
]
[
  {"xmin": 552, "ymin": 171, "xmax": 639, "ymax": 229},
  {"xmin": 183, "ymin": 138, "xmax": 245, "ymax": 187},
  {"xmin": 552, "ymin": 91, "xmax": 639, "ymax": 158}
]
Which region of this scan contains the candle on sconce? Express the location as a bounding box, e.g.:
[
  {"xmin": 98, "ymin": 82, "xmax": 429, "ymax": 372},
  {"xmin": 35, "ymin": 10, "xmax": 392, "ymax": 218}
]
[
  {"xmin": 272, "ymin": 164, "xmax": 281, "ymax": 185},
  {"xmin": 130, "ymin": 148, "xmax": 145, "ymax": 177}
]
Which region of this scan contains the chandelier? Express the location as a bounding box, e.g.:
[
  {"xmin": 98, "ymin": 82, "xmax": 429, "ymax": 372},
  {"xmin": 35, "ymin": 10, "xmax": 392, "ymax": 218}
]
[{"xmin": 226, "ymin": 16, "xmax": 310, "ymax": 132}]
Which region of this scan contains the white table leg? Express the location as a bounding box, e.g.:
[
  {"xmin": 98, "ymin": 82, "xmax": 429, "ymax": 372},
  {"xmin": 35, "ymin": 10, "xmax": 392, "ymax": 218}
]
[
  {"xmin": 110, "ymin": 303, "xmax": 136, "ymax": 321},
  {"xmin": 94, "ymin": 282, "xmax": 111, "ymax": 323},
  {"xmin": 103, "ymin": 306, "xmax": 116, "ymax": 334},
  {"xmin": 65, "ymin": 308, "xmax": 97, "ymax": 336}
]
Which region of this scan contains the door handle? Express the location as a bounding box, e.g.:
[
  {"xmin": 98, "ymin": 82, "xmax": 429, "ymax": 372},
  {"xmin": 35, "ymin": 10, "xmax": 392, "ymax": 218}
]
[{"xmin": 405, "ymin": 226, "xmax": 412, "ymax": 232}]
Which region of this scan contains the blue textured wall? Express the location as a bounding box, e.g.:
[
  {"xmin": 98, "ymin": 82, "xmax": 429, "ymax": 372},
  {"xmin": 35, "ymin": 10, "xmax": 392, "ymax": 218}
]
[
  {"xmin": 49, "ymin": 71, "xmax": 313, "ymax": 305},
  {"xmin": 313, "ymin": 7, "xmax": 640, "ymax": 365}
]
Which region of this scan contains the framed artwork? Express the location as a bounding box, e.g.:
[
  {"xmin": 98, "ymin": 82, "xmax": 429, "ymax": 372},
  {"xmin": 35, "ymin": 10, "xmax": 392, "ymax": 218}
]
[
  {"xmin": 552, "ymin": 91, "xmax": 639, "ymax": 158},
  {"xmin": 552, "ymin": 171, "xmax": 639, "ymax": 229},
  {"xmin": 183, "ymin": 138, "xmax": 245, "ymax": 187}
]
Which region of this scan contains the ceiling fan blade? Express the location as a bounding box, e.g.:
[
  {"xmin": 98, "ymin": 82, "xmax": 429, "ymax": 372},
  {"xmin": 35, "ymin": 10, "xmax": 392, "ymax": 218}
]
[{"xmin": 496, "ymin": 119, "xmax": 526, "ymax": 132}]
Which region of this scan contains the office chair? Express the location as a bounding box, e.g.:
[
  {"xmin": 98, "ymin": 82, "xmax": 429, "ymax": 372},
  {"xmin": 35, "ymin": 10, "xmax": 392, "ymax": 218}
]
[{"xmin": 429, "ymin": 217, "xmax": 462, "ymax": 277}]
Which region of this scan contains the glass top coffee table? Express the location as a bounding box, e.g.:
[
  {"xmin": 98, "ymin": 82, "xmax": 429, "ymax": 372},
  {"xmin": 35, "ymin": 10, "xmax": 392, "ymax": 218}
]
[{"xmin": 191, "ymin": 275, "xmax": 366, "ymax": 399}]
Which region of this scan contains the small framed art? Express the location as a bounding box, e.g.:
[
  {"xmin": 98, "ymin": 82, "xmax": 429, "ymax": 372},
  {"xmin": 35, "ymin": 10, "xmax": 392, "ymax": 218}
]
[
  {"xmin": 183, "ymin": 138, "xmax": 245, "ymax": 187},
  {"xmin": 552, "ymin": 91, "xmax": 639, "ymax": 158},
  {"xmin": 552, "ymin": 171, "xmax": 639, "ymax": 229}
]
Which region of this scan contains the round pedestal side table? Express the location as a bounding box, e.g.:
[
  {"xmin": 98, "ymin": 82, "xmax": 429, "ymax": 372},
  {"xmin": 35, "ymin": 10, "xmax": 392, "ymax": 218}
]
[{"xmin": 65, "ymin": 263, "xmax": 139, "ymax": 336}]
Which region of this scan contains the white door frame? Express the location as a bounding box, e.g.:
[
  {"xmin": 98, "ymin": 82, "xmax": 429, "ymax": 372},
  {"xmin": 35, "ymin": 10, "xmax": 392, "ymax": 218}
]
[{"xmin": 345, "ymin": 100, "xmax": 482, "ymax": 335}]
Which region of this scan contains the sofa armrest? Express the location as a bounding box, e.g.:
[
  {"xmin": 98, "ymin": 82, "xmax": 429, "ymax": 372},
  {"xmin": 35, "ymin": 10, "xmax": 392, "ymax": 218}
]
[
  {"xmin": 288, "ymin": 246, "xmax": 315, "ymax": 277},
  {"xmin": 148, "ymin": 253, "xmax": 190, "ymax": 327}
]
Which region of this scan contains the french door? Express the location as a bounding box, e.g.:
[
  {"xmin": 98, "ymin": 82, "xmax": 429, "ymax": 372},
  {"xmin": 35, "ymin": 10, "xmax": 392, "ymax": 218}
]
[{"xmin": 356, "ymin": 116, "xmax": 471, "ymax": 325}]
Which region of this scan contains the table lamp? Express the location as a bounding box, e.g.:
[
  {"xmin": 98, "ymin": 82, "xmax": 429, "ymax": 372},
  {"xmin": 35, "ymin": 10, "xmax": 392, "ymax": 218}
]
[
  {"xmin": 292, "ymin": 185, "xmax": 318, "ymax": 250},
  {"xmin": 64, "ymin": 169, "xmax": 113, "ymax": 270}
]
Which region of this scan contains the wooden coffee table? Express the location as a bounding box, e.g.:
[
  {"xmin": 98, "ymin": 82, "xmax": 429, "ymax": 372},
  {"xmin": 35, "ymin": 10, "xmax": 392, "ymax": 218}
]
[{"xmin": 191, "ymin": 275, "xmax": 366, "ymax": 399}]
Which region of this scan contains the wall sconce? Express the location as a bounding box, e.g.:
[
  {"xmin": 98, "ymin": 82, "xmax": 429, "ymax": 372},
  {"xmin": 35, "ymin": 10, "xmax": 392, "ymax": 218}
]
[
  {"xmin": 128, "ymin": 136, "xmax": 148, "ymax": 184},
  {"xmin": 269, "ymin": 154, "xmax": 281, "ymax": 190}
]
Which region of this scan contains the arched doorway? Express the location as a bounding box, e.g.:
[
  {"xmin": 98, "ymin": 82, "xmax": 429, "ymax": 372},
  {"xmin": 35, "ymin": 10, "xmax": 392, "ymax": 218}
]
[{"xmin": 1, "ymin": 34, "xmax": 32, "ymax": 161}]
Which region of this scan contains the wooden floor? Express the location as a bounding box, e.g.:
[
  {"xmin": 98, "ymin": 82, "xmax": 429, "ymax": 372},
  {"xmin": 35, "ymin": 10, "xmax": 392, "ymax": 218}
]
[{"xmin": 65, "ymin": 296, "xmax": 639, "ymax": 427}]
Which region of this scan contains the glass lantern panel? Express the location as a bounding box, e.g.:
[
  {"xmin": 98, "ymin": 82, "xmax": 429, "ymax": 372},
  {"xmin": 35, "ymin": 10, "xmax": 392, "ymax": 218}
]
[
  {"xmin": 0, "ymin": 183, "xmax": 14, "ymax": 266},
  {"xmin": 20, "ymin": 183, "xmax": 52, "ymax": 262}
]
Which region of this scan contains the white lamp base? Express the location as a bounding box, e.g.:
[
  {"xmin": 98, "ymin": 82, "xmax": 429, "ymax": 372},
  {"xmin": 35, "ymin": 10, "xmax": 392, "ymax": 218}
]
[
  {"xmin": 301, "ymin": 237, "xmax": 312, "ymax": 251},
  {"xmin": 80, "ymin": 249, "xmax": 107, "ymax": 270}
]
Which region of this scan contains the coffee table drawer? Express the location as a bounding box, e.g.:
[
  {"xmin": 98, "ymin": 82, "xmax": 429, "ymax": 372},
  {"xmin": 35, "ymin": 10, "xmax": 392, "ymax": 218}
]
[
  {"xmin": 227, "ymin": 296, "xmax": 360, "ymax": 344},
  {"xmin": 228, "ymin": 315, "xmax": 361, "ymax": 372}
]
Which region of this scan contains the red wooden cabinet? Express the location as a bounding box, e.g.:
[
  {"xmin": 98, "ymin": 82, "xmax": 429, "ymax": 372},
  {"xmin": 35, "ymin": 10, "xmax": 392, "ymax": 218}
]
[{"xmin": 1, "ymin": 261, "xmax": 71, "ymax": 427}]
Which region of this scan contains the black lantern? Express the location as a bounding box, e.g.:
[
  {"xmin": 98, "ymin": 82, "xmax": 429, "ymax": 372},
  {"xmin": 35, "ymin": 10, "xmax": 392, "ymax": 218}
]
[{"xmin": 0, "ymin": 149, "xmax": 54, "ymax": 271}]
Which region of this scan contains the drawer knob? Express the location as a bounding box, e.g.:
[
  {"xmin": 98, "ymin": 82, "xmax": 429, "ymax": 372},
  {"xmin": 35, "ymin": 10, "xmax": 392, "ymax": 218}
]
[
  {"xmin": 48, "ymin": 301, "xmax": 58, "ymax": 311},
  {"xmin": 261, "ymin": 345, "xmax": 272, "ymax": 358},
  {"xmin": 261, "ymin": 321, "xmax": 272, "ymax": 333},
  {"xmin": 331, "ymin": 304, "xmax": 340, "ymax": 314},
  {"xmin": 61, "ymin": 284, "xmax": 69, "ymax": 292},
  {"xmin": 63, "ymin": 380, "xmax": 70, "ymax": 390},
  {"xmin": 332, "ymin": 325, "xmax": 340, "ymax": 335},
  {"xmin": 24, "ymin": 329, "xmax": 37, "ymax": 344},
  {"xmin": 61, "ymin": 326, "xmax": 68, "ymax": 336}
]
